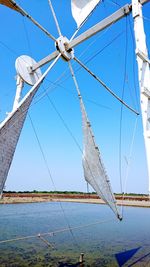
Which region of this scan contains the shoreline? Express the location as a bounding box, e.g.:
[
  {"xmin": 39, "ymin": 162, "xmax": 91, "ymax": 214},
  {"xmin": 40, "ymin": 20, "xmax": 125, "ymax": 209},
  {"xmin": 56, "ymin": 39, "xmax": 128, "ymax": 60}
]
[{"xmin": 1, "ymin": 195, "xmax": 150, "ymax": 208}]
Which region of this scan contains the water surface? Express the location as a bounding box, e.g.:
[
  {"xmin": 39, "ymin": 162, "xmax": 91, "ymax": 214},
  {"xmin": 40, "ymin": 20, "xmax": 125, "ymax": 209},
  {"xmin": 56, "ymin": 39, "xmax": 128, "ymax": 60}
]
[{"xmin": 0, "ymin": 202, "xmax": 150, "ymax": 266}]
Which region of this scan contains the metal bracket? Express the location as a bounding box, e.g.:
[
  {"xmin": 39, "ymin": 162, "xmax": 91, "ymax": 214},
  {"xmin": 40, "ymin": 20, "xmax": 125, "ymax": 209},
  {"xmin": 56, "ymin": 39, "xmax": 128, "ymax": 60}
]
[
  {"xmin": 132, "ymin": 0, "xmax": 141, "ymax": 18},
  {"xmin": 136, "ymin": 49, "xmax": 150, "ymax": 65},
  {"xmin": 141, "ymin": 86, "xmax": 150, "ymax": 98},
  {"xmin": 146, "ymin": 131, "xmax": 150, "ymax": 138},
  {"xmin": 55, "ymin": 36, "xmax": 74, "ymax": 61}
]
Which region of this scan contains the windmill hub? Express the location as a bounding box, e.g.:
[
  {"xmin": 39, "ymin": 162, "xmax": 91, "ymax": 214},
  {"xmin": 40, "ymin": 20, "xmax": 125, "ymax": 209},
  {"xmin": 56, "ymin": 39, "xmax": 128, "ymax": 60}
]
[{"xmin": 55, "ymin": 36, "xmax": 74, "ymax": 61}]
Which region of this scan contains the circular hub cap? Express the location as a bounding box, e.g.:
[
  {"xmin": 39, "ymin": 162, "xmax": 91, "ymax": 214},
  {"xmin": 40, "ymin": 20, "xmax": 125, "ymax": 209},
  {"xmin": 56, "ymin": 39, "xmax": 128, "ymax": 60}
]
[{"xmin": 55, "ymin": 36, "xmax": 74, "ymax": 61}]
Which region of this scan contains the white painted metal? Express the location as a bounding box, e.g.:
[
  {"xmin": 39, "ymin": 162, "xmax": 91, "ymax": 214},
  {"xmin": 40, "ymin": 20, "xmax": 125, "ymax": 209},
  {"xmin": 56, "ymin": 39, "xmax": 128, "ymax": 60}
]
[
  {"xmin": 55, "ymin": 36, "xmax": 74, "ymax": 61},
  {"xmin": 15, "ymin": 55, "xmax": 42, "ymax": 86},
  {"xmin": 12, "ymin": 75, "xmax": 24, "ymax": 112},
  {"xmin": 69, "ymin": 4, "xmax": 131, "ymax": 49},
  {"xmin": 132, "ymin": 0, "xmax": 150, "ymax": 193},
  {"xmin": 0, "ymin": 54, "xmax": 61, "ymax": 196},
  {"xmin": 136, "ymin": 49, "xmax": 150, "ymax": 65},
  {"xmin": 31, "ymin": 51, "xmax": 59, "ymax": 72},
  {"xmin": 30, "ymin": 0, "xmax": 149, "ymax": 72},
  {"xmin": 48, "ymin": 0, "xmax": 62, "ymax": 37},
  {"xmin": 69, "ymin": 1, "xmax": 149, "ymax": 49}
]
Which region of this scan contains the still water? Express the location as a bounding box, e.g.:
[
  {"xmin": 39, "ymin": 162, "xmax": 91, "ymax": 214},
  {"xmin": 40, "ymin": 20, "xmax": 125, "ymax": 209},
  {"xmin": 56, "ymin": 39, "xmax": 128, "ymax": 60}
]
[{"xmin": 0, "ymin": 201, "xmax": 150, "ymax": 266}]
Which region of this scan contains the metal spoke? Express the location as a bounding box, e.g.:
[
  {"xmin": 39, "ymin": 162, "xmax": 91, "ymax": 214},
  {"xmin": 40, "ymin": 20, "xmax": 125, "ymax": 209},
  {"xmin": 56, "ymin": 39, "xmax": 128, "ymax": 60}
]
[
  {"xmin": 74, "ymin": 57, "xmax": 139, "ymax": 115},
  {"xmin": 31, "ymin": 50, "xmax": 59, "ymax": 72},
  {"xmin": 68, "ymin": 0, "xmax": 149, "ymax": 50},
  {"xmin": 48, "ymin": 0, "xmax": 62, "ymax": 37},
  {"xmin": 9, "ymin": 0, "xmax": 56, "ymax": 41},
  {"xmin": 68, "ymin": 61, "xmax": 81, "ymax": 97}
]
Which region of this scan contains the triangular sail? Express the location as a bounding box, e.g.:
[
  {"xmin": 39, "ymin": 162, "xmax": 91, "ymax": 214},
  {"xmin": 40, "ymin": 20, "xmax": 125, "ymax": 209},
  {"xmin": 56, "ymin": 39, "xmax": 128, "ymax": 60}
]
[
  {"xmin": 68, "ymin": 61, "xmax": 121, "ymax": 220},
  {"xmin": 71, "ymin": 0, "xmax": 101, "ymax": 27},
  {"xmin": 0, "ymin": 54, "xmax": 60, "ymax": 197},
  {"xmin": 80, "ymin": 97, "xmax": 121, "ymax": 220},
  {"xmin": 0, "ymin": 84, "xmax": 40, "ymax": 196}
]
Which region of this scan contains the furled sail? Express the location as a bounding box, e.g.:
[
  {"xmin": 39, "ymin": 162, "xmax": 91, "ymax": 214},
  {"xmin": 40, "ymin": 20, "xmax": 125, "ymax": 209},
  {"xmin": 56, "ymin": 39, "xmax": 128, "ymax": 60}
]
[
  {"xmin": 80, "ymin": 97, "xmax": 122, "ymax": 220},
  {"xmin": 71, "ymin": 0, "xmax": 101, "ymax": 27},
  {"xmin": 0, "ymin": 53, "xmax": 60, "ymax": 197},
  {"xmin": 0, "ymin": 0, "xmax": 24, "ymax": 14},
  {"xmin": 0, "ymin": 83, "xmax": 40, "ymax": 196}
]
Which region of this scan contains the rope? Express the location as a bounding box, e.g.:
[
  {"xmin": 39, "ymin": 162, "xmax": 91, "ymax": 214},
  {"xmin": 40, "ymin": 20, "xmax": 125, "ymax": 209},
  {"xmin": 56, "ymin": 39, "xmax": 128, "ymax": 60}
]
[
  {"xmin": 119, "ymin": 17, "xmax": 128, "ymax": 218},
  {"xmin": 45, "ymin": 92, "xmax": 83, "ymax": 155},
  {"xmin": 28, "ymin": 110, "xmax": 80, "ymax": 250},
  {"xmin": 74, "ymin": 57, "xmax": 139, "ymax": 115},
  {"xmin": 106, "ymin": 0, "xmax": 121, "ymax": 7},
  {"xmin": 20, "ymin": 14, "xmax": 81, "ymax": 250},
  {"xmin": 0, "ymin": 28, "xmax": 125, "ymax": 114},
  {"xmin": 32, "ymin": 31, "xmax": 126, "ymax": 112},
  {"xmin": 121, "ymin": 116, "xmax": 138, "ymax": 217},
  {"xmin": 0, "ymin": 218, "xmax": 114, "ymax": 245},
  {"xmin": 28, "ymin": 114, "xmax": 54, "ymax": 189},
  {"xmin": 38, "ymin": 234, "xmax": 54, "ymax": 248},
  {"xmin": 80, "ymin": 31, "xmax": 124, "ymax": 66},
  {"xmin": 143, "ymin": 16, "xmax": 150, "ymax": 22},
  {"xmin": 68, "ymin": 61, "xmax": 122, "ymax": 220},
  {"xmin": 70, "ymin": 1, "xmax": 101, "ymax": 41},
  {"xmin": 118, "ymin": 16, "xmax": 139, "ymax": 218},
  {"xmin": 0, "ymin": 14, "xmax": 80, "ymax": 250},
  {"xmin": 9, "ymin": 0, "xmax": 56, "ymax": 41}
]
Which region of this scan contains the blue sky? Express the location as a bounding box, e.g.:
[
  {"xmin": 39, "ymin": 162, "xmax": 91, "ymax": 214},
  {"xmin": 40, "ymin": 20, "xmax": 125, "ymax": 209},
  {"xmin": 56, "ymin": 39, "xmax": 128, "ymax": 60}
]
[{"xmin": 0, "ymin": 0, "xmax": 150, "ymax": 193}]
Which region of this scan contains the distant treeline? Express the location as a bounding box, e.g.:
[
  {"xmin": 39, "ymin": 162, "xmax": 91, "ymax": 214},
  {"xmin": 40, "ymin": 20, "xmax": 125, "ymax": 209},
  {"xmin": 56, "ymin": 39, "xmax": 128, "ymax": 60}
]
[
  {"xmin": 3, "ymin": 190, "xmax": 93, "ymax": 194},
  {"xmin": 3, "ymin": 190, "xmax": 148, "ymax": 196}
]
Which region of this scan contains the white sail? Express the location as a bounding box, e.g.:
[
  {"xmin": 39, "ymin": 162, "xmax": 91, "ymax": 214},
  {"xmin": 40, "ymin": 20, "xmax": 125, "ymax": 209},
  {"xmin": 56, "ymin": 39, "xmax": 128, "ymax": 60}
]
[
  {"xmin": 80, "ymin": 98, "xmax": 121, "ymax": 220},
  {"xmin": 0, "ymin": 84, "xmax": 40, "ymax": 196},
  {"xmin": 0, "ymin": 54, "xmax": 60, "ymax": 197},
  {"xmin": 71, "ymin": 0, "xmax": 101, "ymax": 27}
]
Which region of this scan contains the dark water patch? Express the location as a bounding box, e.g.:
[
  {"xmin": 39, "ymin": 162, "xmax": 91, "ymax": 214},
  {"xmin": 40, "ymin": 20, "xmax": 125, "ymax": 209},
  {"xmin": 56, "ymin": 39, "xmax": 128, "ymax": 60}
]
[{"xmin": 0, "ymin": 202, "xmax": 150, "ymax": 266}]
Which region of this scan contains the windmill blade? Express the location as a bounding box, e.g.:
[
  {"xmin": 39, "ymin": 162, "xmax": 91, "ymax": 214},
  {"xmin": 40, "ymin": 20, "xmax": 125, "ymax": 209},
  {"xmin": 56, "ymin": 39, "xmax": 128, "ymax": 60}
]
[
  {"xmin": 0, "ymin": 54, "xmax": 61, "ymax": 197},
  {"xmin": 69, "ymin": 61, "xmax": 122, "ymax": 220},
  {"xmin": 0, "ymin": 0, "xmax": 56, "ymax": 41},
  {"xmin": 71, "ymin": 0, "xmax": 101, "ymax": 28}
]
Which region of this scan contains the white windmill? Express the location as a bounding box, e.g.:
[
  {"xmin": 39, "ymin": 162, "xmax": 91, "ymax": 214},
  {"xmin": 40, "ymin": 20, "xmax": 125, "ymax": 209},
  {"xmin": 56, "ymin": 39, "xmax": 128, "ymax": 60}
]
[{"xmin": 0, "ymin": 0, "xmax": 149, "ymax": 221}]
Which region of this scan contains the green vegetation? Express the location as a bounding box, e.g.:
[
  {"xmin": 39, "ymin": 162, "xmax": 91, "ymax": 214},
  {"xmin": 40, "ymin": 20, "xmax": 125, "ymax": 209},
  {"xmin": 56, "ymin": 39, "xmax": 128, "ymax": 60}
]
[{"xmin": 3, "ymin": 190, "xmax": 148, "ymax": 196}]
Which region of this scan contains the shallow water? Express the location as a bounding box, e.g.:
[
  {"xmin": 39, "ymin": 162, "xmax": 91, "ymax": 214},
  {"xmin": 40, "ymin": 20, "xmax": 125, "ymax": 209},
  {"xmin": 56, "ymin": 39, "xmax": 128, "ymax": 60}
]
[{"xmin": 0, "ymin": 202, "xmax": 150, "ymax": 266}]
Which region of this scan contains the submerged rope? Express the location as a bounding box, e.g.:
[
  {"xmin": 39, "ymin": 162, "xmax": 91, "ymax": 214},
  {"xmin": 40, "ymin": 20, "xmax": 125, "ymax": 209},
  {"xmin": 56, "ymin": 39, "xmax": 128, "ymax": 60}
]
[{"xmin": 0, "ymin": 218, "xmax": 114, "ymax": 245}]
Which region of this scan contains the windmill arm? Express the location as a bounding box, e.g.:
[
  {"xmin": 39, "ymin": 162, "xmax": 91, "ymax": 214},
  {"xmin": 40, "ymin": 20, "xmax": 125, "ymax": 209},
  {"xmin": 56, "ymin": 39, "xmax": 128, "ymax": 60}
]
[
  {"xmin": 26, "ymin": 0, "xmax": 150, "ymax": 73},
  {"xmin": 68, "ymin": 0, "xmax": 149, "ymax": 50},
  {"xmin": 30, "ymin": 51, "xmax": 59, "ymax": 72},
  {"xmin": 74, "ymin": 57, "xmax": 139, "ymax": 115},
  {"xmin": 0, "ymin": 0, "xmax": 56, "ymax": 41}
]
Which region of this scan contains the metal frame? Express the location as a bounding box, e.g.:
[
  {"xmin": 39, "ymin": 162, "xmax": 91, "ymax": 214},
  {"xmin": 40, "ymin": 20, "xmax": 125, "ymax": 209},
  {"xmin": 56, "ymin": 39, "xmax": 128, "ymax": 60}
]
[
  {"xmin": 30, "ymin": 0, "xmax": 149, "ymax": 71},
  {"xmin": 132, "ymin": 0, "xmax": 150, "ymax": 193}
]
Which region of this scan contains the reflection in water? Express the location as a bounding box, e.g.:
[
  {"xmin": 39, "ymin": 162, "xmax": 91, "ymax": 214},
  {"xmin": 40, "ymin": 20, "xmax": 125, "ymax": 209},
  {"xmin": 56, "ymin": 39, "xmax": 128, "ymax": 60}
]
[
  {"xmin": 115, "ymin": 247, "xmax": 141, "ymax": 266},
  {"xmin": 0, "ymin": 202, "xmax": 150, "ymax": 266}
]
